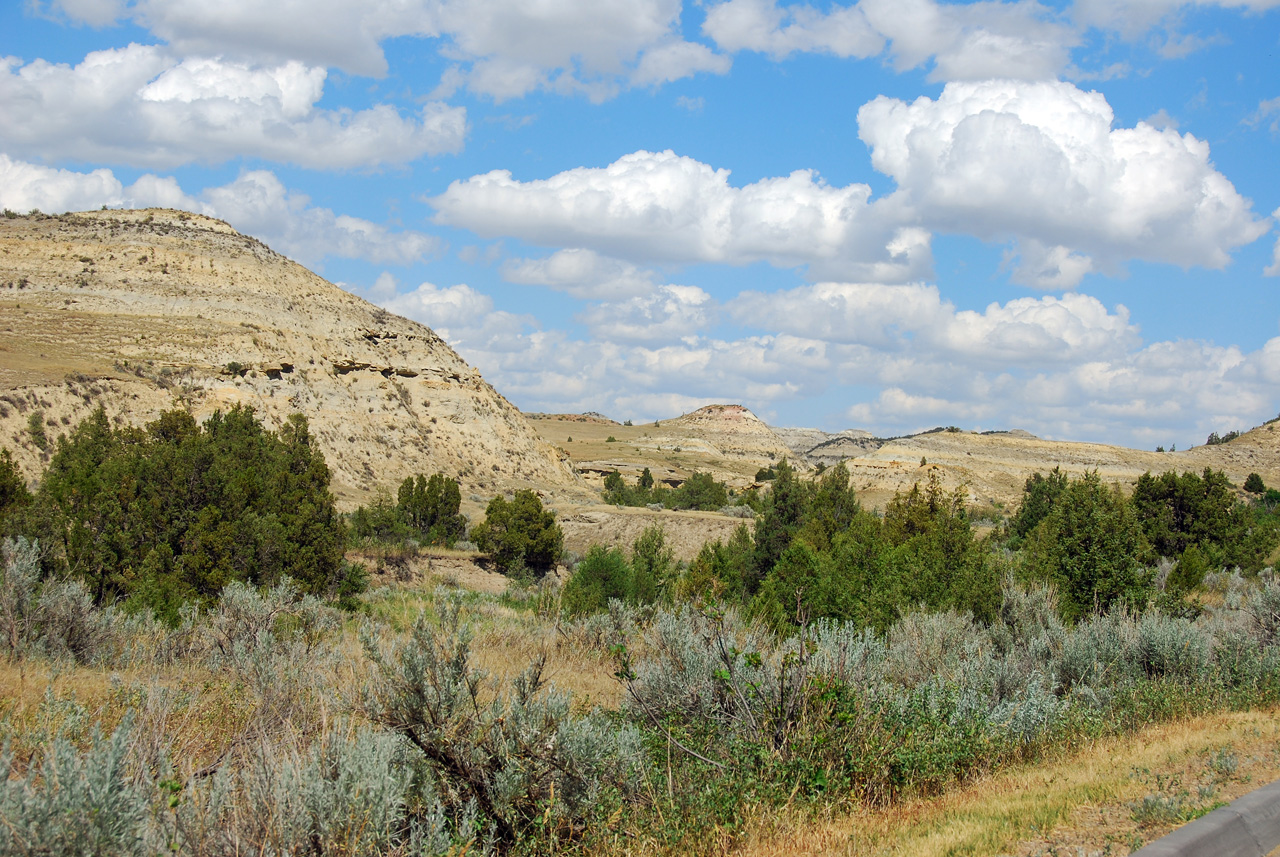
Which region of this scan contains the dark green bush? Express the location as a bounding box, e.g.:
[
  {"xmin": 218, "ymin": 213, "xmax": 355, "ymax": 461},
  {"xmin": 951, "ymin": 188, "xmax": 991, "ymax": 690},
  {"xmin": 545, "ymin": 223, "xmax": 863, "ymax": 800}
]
[
  {"xmin": 1021, "ymin": 471, "xmax": 1149, "ymax": 622},
  {"xmin": 471, "ymin": 489, "xmax": 563, "ymax": 575},
  {"xmin": 17, "ymin": 406, "xmax": 353, "ymax": 619},
  {"xmin": 0, "ymin": 447, "xmax": 30, "ymax": 528},
  {"xmin": 562, "ymin": 545, "xmax": 633, "ymax": 616}
]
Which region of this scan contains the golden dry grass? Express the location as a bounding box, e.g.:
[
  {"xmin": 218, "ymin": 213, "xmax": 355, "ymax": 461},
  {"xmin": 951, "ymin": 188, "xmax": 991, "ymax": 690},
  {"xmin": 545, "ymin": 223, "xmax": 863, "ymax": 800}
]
[
  {"xmin": 0, "ymin": 659, "xmax": 270, "ymax": 774},
  {"xmin": 357, "ymin": 576, "xmax": 624, "ymax": 709},
  {"xmin": 717, "ymin": 709, "xmax": 1280, "ymax": 857}
]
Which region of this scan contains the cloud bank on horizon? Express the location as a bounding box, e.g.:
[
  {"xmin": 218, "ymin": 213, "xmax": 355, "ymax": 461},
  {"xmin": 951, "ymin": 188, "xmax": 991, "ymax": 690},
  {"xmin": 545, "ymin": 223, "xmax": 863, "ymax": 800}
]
[{"xmin": 2, "ymin": 0, "xmax": 1278, "ymax": 450}]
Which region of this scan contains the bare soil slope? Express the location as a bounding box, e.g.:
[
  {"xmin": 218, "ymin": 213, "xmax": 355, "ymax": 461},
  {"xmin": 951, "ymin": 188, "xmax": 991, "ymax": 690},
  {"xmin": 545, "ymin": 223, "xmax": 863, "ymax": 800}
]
[
  {"xmin": 0, "ymin": 209, "xmax": 582, "ymax": 508},
  {"xmin": 529, "ymin": 404, "xmax": 792, "ymax": 491}
]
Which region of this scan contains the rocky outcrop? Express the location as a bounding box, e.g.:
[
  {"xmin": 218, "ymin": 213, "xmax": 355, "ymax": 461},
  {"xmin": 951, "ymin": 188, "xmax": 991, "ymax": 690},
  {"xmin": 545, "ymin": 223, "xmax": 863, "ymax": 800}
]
[{"xmin": 0, "ymin": 209, "xmax": 581, "ymax": 507}]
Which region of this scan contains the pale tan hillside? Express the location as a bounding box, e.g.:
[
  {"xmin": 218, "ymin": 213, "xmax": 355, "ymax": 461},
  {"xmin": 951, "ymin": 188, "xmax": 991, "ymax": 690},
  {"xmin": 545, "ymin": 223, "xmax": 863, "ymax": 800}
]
[
  {"xmin": 849, "ymin": 424, "xmax": 1280, "ymax": 512},
  {"xmin": 529, "ymin": 403, "xmax": 793, "ymax": 492},
  {"xmin": 0, "ymin": 209, "xmax": 582, "ymax": 509}
]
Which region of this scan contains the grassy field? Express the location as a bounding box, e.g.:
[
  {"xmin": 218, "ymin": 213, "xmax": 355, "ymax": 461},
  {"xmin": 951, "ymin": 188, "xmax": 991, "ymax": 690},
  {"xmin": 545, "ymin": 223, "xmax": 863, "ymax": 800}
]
[{"xmin": 6, "ymin": 543, "xmax": 1280, "ymax": 855}]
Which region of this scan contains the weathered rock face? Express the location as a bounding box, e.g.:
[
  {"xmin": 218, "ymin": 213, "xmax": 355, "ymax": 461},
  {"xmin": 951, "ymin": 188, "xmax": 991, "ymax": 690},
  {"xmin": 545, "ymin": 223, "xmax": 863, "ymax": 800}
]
[{"xmin": 0, "ymin": 209, "xmax": 580, "ymax": 506}]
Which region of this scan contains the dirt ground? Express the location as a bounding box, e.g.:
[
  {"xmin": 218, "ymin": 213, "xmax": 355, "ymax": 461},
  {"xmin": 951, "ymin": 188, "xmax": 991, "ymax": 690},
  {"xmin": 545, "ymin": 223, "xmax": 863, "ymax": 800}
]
[{"xmin": 558, "ymin": 505, "xmax": 751, "ymax": 561}]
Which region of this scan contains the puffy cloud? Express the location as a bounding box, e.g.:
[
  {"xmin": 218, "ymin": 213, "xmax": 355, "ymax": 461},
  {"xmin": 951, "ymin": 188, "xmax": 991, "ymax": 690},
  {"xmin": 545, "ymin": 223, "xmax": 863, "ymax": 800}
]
[
  {"xmin": 729, "ymin": 282, "xmax": 1138, "ymax": 365},
  {"xmin": 502, "ymin": 249, "xmax": 657, "ymax": 299},
  {"xmin": 0, "ymin": 155, "xmax": 438, "ymax": 268},
  {"xmin": 47, "ymin": 0, "xmax": 726, "ymax": 100},
  {"xmin": 39, "ymin": 0, "xmax": 433, "ymax": 77},
  {"xmin": 431, "ymin": 149, "xmax": 932, "ymax": 281},
  {"xmin": 1267, "ymin": 209, "xmax": 1280, "ymax": 277},
  {"xmin": 1004, "ymin": 240, "xmax": 1095, "ymax": 288},
  {"xmin": 0, "ymin": 154, "xmax": 129, "ymax": 214},
  {"xmin": 34, "ymin": 0, "xmax": 127, "ymax": 27},
  {"xmin": 198, "ymin": 171, "xmax": 441, "ymax": 267},
  {"xmin": 842, "ymin": 331, "xmax": 1280, "ymax": 443},
  {"xmin": 1248, "ymin": 96, "xmax": 1280, "ymax": 134},
  {"xmin": 0, "ymin": 47, "xmax": 466, "ymax": 169},
  {"xmin": 630, "ymin": 40, "xmax": 732, "ymax": 87},
  {"xmin": 577, "ymin": 285, "xmax": 715, "ymax": 343},
  {"xmin": 858, "ymin": 79, "xmax": 1270, "ymax": 285},
  {"xmin": 379, "ymin": 281, "xmax": 534, "ymax": 350},
  {"xmin": 1071, "ymin": 0, "xmax": 1280, "ymax": 40},
  {"xmin": 369, "ymin": 271, "xmax": 1278, "ymax": 447},
  {"xmin": 862, "ymin": 0, "xmax": 1077, "ymax": 81},
  {"xmin": 704, "ymin": 0, "xmax": 1075, "ymax": 80},
  {"xmin": 730, "ymin": 281, "xmax": 950, "ymax": 347}
]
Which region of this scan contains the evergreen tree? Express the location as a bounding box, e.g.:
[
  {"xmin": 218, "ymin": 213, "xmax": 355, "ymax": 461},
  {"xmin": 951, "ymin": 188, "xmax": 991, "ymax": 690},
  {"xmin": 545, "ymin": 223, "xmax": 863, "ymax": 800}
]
[
  {"xmin": 33, "ymin": 405, "xmax": 350, "ymax": 618},
  {"xmin": 562, "ymin": 545, "xmax": 632, "ymax": 616},
  {"xmin": 751, "ymin": 459, "xmax": 807, "ymax": 590},
  {"xmin": 1009, "ymin": 467, "xmax": 1068, "ymax": 542},
  {"xmin": 0, "ymin": 447, "xmax": 30, "ymax": 527},
  {"xmin": 1023, "ymin": 471, "xmax": 1149, "ymax": 622},
  {"xmin": 472, "ymin": 490, "xmax": 563, "ymax": 574}
]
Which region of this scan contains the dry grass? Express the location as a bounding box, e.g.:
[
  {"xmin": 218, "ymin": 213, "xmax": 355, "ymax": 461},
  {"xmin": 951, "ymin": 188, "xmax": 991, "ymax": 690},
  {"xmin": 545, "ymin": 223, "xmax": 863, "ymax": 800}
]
[
  {"xmin": 0, "ymin": 659, "xmax": 268, "ymax": 775},
  {"xmin": 358, "ymin": 578, "xmax": 624, "ymax": 709},
  {"xmin": 718, "ymin": 709, "xmax": 1280, "ymax": 857}
]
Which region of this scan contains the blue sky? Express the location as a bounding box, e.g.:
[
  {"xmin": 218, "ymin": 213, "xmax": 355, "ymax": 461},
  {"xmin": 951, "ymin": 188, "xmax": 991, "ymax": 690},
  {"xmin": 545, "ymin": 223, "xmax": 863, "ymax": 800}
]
[{"xmin": 2, "ymin": 0, "xmax": 1278, "ymax": 450}]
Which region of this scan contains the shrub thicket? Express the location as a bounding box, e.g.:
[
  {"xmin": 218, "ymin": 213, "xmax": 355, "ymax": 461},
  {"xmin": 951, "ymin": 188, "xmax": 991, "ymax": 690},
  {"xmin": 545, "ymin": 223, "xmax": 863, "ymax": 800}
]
[
  {"xmin": 603, "ymin": 468, "xmax": 735, "ymax": 511},
  {"xmin": 562, "ymin": 525, "xmax": 677, "ymax": 615},
  {"xmin": 6, "ymin": 407, "xmax": 355, "ymax": 620}
]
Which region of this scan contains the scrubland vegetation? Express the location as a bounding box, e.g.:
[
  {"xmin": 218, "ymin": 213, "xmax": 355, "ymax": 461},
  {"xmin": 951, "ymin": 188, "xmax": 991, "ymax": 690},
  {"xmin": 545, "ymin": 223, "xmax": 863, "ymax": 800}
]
[{"xmin": 2, "ymin": 407, "xmax": 1280, "ymax": 855}]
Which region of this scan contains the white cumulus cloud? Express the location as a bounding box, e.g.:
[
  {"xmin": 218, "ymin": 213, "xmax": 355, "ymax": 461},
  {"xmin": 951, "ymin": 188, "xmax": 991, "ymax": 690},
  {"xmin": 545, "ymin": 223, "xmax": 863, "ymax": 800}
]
[
  {"xmin": 704, "ymin": 0, "xmax": 1076, "ymax": 80},
  {"xmin": 1071, "ymin": 0, "xmax": 1280, "ymax": 40},
  {"xmin": 431, "ymin": 149, "xmax": 932, "ymax": 281},
  {"xmin": 702, "ymin": 0, "xmax": 883, "ymax": 59},
  {"xmin": 380, "ymin": 281, "xmax": 536, "ymax": 352},
  {"xmin": 729, "ymin": 282, "xmax": 1138, "ymax": 365},
  {"xmin": 1267, "ymin": 209, "xmax": 1280, "ymax": 277},
  {"xmin": 42, "ymin": 0, "xmax": 728, "ymax": 101},
  {"xmin": 0, "ymin": 46, "xmax": 466, "ymax": 169},
  {"xmin": 857, "ymin": 79, "xmax": 1271, "ymax": 285},
  {"xmin": 577, "ymin": 285, "xmax": 715, "ymax": 344},
  {"xmin": 199, "ymin": 171, "xmax": 441, "ymax": 267}
]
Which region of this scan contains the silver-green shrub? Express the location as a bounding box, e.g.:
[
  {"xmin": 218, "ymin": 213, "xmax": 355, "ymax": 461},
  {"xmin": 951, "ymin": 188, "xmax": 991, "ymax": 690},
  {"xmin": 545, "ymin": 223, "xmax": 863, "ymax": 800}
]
[
  {"xmin": 0, "ymin": 716, "xmax": 154, "ymax": 856},
  {"xmin": 168, "ymin": 726, "xmax": 416, "ymax": 856},
  {"xmin": 1135, "ymin": 612, "xmax": 1212, "ymax": 681},
  {"xmin": 361, "ymin": 591, "xmax": 641, "ymax": 847},
  {"xmin": 0, "ymin": 537, "xmax": 40, "ymax": 660}
]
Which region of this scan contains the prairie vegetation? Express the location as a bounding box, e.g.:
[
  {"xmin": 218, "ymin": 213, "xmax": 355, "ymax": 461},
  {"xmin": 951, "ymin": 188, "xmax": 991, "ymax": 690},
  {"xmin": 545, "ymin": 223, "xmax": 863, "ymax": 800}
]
[{"xmin": 2, "ymin": 409, "xmax": 1280, "ymax": 855}]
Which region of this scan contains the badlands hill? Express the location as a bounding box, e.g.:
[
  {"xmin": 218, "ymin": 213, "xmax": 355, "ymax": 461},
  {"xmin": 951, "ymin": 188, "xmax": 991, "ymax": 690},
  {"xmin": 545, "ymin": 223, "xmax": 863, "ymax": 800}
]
[
  {"xmin": 0, "ymin": 209, "xmax": 580, "ymax": 507},
  {"xmin": 2, "ymin": 208, "xmax": 1276, "ymax": 530}
]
